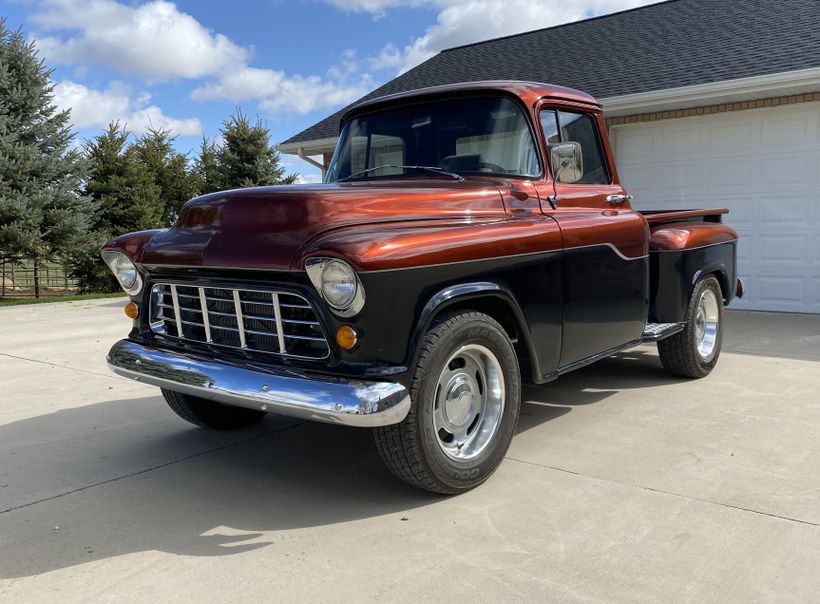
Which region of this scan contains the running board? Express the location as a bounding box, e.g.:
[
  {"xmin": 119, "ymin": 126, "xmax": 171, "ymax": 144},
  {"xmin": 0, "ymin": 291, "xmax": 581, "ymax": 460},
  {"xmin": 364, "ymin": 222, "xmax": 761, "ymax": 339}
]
[{"xmin": 642, "ymin": 322, "xmax": 685, "ymax": 342}]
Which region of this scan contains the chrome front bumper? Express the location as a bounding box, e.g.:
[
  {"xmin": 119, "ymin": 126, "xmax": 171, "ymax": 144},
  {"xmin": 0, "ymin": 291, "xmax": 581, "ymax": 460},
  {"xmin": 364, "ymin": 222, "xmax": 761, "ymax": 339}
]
[{"xmin": 106, "ymin": 340, "xmax": 411, "ymax": 427}]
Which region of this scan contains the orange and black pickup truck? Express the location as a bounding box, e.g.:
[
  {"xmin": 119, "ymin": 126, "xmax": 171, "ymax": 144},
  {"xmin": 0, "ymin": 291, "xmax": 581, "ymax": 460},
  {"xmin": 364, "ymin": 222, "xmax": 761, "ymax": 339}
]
[{"xmin": 103, "ymin": 81, "xmax": 742, "ymax": 494}]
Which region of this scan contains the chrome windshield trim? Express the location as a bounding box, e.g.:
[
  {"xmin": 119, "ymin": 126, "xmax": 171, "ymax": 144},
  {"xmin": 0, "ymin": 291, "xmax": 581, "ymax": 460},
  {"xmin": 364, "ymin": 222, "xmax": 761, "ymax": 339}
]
[{"xmin": 107, "ymin": 340, "xmax": 410, "ymax": 428}]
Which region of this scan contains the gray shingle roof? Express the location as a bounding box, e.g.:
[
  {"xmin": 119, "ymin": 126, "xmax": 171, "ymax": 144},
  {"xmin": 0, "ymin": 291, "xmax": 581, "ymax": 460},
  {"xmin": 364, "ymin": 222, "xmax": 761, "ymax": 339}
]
[{"xmin": 281, "ymin": 0, "xmax": 820, "ymax": 147}]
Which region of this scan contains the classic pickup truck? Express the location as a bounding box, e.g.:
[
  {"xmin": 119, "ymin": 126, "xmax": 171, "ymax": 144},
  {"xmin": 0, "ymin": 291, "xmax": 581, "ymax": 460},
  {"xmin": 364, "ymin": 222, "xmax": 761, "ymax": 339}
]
[{"xmin": 104, "ymin": 81, "xmax": 741, "ymax": 494}]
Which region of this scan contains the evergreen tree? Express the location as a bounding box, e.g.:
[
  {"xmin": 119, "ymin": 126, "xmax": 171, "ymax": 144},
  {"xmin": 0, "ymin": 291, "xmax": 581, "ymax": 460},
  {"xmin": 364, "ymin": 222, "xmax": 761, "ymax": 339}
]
[
  {"xmin": 73, "ymin": 122, "xmax": 163, "ymax": 292},
  {"xmin": 132, "ymin": 127, "xmax": 198, "ymax": 224},
  {"xmin": 193, "ymin": 137, "xmax": 220, "ymax": 195},
  {"xmin": 197, "ymin": 110, "xmax": 298, "ymax": 193},
  {"xmin": 0, "ymin": 21, "xmax": 92, "ymax": 296},
  {"xmin": 83, "ymin": 122, "xmax": 163, "ymax": 233}
]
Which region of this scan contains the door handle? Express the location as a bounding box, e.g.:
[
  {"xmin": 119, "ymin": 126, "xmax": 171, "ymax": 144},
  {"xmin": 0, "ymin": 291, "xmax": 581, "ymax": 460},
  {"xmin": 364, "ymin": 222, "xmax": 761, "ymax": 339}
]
[{"xmin": 606, "ymin": 194, "xmax": 633, "ymax": 205}]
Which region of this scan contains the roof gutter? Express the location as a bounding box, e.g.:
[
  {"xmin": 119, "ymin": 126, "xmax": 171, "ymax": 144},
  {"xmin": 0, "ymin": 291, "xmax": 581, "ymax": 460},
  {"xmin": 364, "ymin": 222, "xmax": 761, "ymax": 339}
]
[
  {"xmin": 277, "ymin": 136, "xmax": 339, "ymax": 156},
  {"xmin": 601, "ymin": 67, "xmax": 820, "ymax": 117}
]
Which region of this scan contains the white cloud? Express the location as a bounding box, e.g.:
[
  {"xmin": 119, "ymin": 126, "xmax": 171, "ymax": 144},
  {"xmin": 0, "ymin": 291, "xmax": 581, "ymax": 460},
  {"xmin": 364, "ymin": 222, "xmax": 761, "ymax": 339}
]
[
  {"xmin": 295, "ymin": 173, "xmax": 324, "ymax": 184},
  {"xmin": 29, "ymin": 0, "xmax": 376, "ymax": 119},
  {"xmin": 53, "ymin": 80, "xmax": 203, "ymax": 135},
  {"xmin": 366, "ymin": 43, "xmax": 403, "ymax": 71},
  {"xmin": 32, "ymin": 0, "xmax": 248, "ymax": 81},
  {"xmin": 191, "ymin": 53, "xmax": 373, "ymax": 115},
  {"xmin": 325, "ymin": 0, "xmax": 658, "ymax": 73}
]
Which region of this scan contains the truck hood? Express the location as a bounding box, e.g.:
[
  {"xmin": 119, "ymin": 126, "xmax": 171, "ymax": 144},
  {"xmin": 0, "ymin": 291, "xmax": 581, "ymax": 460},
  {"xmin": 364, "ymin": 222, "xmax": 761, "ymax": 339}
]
[{"xmin": 140, "ymin": 180, "xmax": 506, "ymax": 270}]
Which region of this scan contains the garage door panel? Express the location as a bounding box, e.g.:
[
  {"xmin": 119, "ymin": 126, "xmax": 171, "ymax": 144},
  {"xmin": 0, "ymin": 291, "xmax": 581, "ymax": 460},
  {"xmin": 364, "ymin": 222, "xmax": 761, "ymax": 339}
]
[
  {"xmin": 709, "ymin": 122, "xmax": 754, "ymax": 153},
  {"xmin": 760, "ymin": 196, "xmax": 815, "ymax": 226},
  {"xmin": 758, "ymin": 234, "xmax": 808, "ymax": 266},
  {"xmin": 811, "ymin": 234, "xmax": 820, "ymax": 265},
  {"xmin": 615, "ymin": 128, "xmax": 656, "ymax": 162},
  {"xmin": 758, "ymin": 155, "xmax": 814, "ymax": 191},
  {"xmin": 708, "ymin": 159, "xmax": 752, "ymax": 190},
  {"xmin": 661, "ymin": 126, "xmax": 703, "ymax": 157},
  {"xmin": 762, "ymin": 114, "xmax": 816, "ymax": 149},
  {"xmin": 615, "ymin": 102, "xmax": 820, "ymax": 312},
  {"xmin": 756, "ymin": 275, "xmax": 807, "ymax": 309}
]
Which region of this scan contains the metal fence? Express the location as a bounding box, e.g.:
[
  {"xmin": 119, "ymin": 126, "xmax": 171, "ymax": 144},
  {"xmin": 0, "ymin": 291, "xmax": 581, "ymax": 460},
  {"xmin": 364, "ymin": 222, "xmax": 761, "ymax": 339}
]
[{"xmin": 0, "ymin": 258, "xmax": 78, "ymax": 298}]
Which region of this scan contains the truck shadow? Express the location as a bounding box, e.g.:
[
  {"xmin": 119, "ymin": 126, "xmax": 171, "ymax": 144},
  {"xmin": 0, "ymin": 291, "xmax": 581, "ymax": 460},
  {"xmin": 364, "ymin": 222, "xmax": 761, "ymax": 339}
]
[
  {"xmin": 0, "ymin": 346, "xmax": 677, "ymax": 579},
  {"xmin": 518, "ymin": 346, "xmax": 680, "ymax": 431}
]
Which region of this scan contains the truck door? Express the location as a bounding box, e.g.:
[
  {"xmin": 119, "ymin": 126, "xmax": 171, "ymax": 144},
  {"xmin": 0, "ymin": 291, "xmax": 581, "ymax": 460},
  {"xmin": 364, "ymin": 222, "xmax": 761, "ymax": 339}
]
[{"xmin": 539, "ymin": 109, "xmax": 648, "ymax": 368}]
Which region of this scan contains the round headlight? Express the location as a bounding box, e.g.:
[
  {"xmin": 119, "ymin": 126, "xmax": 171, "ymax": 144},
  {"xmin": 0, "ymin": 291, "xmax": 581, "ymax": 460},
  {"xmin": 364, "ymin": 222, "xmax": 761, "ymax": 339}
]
[
  {"xmin": 102, "ymin": 251, "xmax": 143, "ymax": 295},
  {"xmin": 321, "ymin": 260, "xmax": 357, "ymax": 309},
  {"xmin": 112, "ymin": 254, "xmax": 138, "ymax": 289}
]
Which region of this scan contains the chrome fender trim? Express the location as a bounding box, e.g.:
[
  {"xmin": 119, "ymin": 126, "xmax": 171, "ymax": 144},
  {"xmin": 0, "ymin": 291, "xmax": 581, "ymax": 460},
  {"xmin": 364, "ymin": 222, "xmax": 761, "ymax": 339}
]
[{"xmin": 107, "ymin": 340, "xmax": 410, "ymax": 427}]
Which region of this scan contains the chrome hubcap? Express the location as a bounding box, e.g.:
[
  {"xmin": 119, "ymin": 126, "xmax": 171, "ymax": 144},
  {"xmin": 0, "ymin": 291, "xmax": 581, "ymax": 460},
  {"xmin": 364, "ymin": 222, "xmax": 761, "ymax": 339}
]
[
  {"xmin": 695, "ymin": 289, "xmax": 720, "ymax": 362},
  {"xmin": 434, "ymin": 344, "xmax": 505, "ymax": 461}
]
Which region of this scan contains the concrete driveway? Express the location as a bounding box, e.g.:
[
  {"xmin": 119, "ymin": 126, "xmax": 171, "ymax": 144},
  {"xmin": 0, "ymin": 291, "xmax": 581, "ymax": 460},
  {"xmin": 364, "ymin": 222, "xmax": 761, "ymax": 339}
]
[{"xmin": 1, "ymin": 299, "xmax": 819, "ymax": 602}]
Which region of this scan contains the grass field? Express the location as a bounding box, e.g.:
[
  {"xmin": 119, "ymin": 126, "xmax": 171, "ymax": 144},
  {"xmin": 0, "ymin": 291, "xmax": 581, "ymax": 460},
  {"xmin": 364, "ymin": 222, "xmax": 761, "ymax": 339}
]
[{"xmin": 0, "ymin": 292, "xmax": 125, "ymax": 307}]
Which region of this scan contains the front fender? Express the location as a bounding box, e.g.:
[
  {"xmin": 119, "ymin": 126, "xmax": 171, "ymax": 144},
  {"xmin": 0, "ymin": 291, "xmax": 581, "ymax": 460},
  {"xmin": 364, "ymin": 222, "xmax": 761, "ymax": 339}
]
[{"xmin": 406, "ymin": 281, "xmax": 541, "ymax": 384}]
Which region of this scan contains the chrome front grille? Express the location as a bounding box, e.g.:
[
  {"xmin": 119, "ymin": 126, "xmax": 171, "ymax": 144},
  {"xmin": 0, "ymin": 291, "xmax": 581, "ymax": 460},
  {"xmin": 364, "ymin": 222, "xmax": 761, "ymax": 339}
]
[{"xmin": 150, "ymin": 283, "xmax": 330, "ymax": 359}]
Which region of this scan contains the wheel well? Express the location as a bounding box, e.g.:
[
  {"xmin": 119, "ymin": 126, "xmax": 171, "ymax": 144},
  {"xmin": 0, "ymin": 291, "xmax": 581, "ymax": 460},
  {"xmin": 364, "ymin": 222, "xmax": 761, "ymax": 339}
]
[
  {"xmin": 433, "ymin": 296, "xmax": 534, "ymax": 383},
  {"xmin": 706, "ymin": 269, "xmax": 729, "ymax": 302}
]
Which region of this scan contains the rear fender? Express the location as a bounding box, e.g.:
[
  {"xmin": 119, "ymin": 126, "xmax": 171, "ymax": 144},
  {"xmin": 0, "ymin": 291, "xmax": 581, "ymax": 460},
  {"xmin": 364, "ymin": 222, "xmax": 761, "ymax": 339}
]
[
  {"xmin": 649, "ymin": 220, "xmax": 738, "ymax": 322},
  {"xmin": 650, "ymin": 241, "xmax": 738, "ymax": 323}
]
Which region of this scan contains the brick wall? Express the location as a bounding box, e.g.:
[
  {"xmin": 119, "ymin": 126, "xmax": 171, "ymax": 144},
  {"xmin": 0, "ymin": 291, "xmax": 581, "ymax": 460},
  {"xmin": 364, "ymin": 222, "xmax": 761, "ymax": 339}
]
[{"xmin": 605, "ymin": 91, "xmax": 820, "ymax": 127}]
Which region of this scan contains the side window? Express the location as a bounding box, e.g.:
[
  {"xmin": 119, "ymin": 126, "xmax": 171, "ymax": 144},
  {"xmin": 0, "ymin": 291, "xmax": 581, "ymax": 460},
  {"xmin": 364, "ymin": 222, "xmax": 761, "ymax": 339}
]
[
  {"xmin": 540, "ymin": 110, "xmax": 609, "ymax": 185},
  {"xmin": 540, "ymin": 111, "xmax": 561, "ymax": 145}
]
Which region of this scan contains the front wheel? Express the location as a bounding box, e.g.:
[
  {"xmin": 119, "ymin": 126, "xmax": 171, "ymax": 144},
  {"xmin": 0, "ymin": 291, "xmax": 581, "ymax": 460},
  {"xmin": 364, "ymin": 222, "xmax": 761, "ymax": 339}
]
[
  {"xmin": 658, "ymin": 275, "xmax": 725, "ymax": 378},
  {"xmin": 374, "ymin": 311, "xmax": 521, "ymax": 494},
  {"xmin": 161, "ymin": 389, "xmax": 267, "ymax": 430}
]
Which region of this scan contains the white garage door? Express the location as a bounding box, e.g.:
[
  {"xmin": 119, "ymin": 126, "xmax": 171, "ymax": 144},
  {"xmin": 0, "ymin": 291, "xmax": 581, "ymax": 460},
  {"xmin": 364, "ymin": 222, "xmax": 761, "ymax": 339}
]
[{"xmin": 613, "ymin": 102, "xmax": 820, "ymax": 313}]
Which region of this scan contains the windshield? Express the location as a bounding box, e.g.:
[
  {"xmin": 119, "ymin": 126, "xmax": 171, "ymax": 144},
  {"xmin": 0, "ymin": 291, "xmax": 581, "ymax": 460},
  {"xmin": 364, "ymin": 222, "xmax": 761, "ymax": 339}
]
[{"xmin": 325, "ymin": 96, "xmax": 540, "ymax": 182}]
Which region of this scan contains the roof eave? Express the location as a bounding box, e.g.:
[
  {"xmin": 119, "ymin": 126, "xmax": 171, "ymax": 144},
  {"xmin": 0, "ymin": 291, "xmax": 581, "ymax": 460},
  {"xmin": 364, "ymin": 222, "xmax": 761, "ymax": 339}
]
[
  {"xmin": 601, "ymin": 67, "xmax": 820, "ymax": 117},
  {"xmin": 277, "ymin": 136, "xmax": 340, "ymax": 156}
]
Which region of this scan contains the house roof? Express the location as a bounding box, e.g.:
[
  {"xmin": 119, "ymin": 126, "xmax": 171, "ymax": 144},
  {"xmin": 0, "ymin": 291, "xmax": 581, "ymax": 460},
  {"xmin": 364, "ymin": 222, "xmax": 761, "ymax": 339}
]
[{"xmin": 280, "ymin": 0, "xmax": 820, "ymax": 149}]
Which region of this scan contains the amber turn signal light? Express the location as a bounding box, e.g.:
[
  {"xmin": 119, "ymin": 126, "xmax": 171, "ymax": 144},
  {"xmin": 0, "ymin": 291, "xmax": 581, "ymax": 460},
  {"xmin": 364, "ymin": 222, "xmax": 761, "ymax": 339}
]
[
  {"xmin": 124, "ymin": 301, "xmax": 139, "ymax": 319},
  {"xmin": 336, "ymin": 325, "xmax": 358, "ymax": 350}
]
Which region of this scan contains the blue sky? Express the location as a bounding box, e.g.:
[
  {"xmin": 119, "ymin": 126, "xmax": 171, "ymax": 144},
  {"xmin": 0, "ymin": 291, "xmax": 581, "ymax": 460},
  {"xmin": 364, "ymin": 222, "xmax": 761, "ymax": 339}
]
[{"xmin": 3, "ymin": 0, "xmax": 655, "ymax": 182}]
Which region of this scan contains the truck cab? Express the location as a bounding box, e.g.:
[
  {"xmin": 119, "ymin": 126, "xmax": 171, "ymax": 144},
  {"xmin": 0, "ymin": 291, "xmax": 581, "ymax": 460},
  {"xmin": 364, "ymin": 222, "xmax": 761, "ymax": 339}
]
[{"xmin": 104, "ymin": 81, "xmax": 741, "ymax": 494}]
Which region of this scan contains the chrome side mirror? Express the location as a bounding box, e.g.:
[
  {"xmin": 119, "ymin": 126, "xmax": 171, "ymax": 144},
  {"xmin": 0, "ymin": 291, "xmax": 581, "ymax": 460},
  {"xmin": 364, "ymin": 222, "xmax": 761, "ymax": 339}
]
[{"xmin": 548, "ymin": 142, "xmax": 584, "ymax": 184}]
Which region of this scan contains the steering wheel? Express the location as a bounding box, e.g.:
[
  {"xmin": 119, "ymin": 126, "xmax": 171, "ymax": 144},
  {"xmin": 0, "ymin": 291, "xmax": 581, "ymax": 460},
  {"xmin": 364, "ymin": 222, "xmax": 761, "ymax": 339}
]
[{"xmin": 476, "ymin": 161, "xmax": 506, "ymax": 173}]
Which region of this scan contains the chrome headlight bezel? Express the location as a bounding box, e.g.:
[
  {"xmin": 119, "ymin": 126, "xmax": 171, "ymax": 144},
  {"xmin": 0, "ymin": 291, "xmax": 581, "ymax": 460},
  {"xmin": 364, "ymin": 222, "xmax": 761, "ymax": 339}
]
[
  {"xmin": 305, "ymin": 257, "xmax": 365, "ymax": 317},
  {"xmin": 102, "ymin": 250, "xmax": 144, "ymax": 296}
]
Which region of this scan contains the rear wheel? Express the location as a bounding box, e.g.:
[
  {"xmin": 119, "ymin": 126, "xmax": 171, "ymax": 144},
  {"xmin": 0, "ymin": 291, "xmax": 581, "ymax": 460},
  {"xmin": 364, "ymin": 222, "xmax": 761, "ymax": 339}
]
[
  {"xmin": 658, "ymin": 275, "xmax": 724, "ymax": 378},
  {"xmin": 161, "ymin": 389, "xmax": 267, "ymax": 430},
  {"xmin": 374, "ymin": 311, "xmax": 521, "ymax": 494}
]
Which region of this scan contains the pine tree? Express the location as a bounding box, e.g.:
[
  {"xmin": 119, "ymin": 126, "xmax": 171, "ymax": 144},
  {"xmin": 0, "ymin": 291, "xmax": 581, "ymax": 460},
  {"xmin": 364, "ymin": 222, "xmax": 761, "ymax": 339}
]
[
  {"xmin": 0, "ymin": 21, "xmax": 92, "ymax": 296},
  {"xmin": 83, "ymin": 123, "xmax": 163, "ymax": 233},
  {"xmin": 200, "ymin": 109, "xmax": 298, "ymax": 193},
  {"xmin": 73, "ymin": 122, "xmax": 164, "ymax": 292},
  {"xmin": 132, "ymin": 127, "xmax": 198, "ymax": 224},
  {"xmin": 193, "ymin": 137, "xmax": 220, "ymax": 195}
]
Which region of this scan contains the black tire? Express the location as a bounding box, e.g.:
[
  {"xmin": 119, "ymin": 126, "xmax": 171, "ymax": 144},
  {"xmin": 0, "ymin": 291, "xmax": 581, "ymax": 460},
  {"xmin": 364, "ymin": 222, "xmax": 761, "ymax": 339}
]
[
  {"xmin": 658, "ymin": 275, "xmax": 724, "ymax": 378},
  {"xmin": 374, "ymin": 311, "xmax": 521, "ymax": 495},
  {"xmin": 161, "ymin": 389, "xmax": 267, "ymax": 430}
]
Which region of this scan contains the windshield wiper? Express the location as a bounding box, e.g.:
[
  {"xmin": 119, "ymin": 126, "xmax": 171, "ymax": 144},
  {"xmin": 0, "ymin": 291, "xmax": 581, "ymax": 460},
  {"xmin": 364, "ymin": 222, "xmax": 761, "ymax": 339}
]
[{"xmin": 337, "ymin": 164, "xmax": 464, "ymax": 182}]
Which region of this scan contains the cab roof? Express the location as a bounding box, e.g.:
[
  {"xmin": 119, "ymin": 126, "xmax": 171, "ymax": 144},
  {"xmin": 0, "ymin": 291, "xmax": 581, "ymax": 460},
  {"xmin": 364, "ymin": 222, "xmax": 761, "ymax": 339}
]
[{"xmin": 341, "ymin": 80, "xmax": 599, "ymax": 124}]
